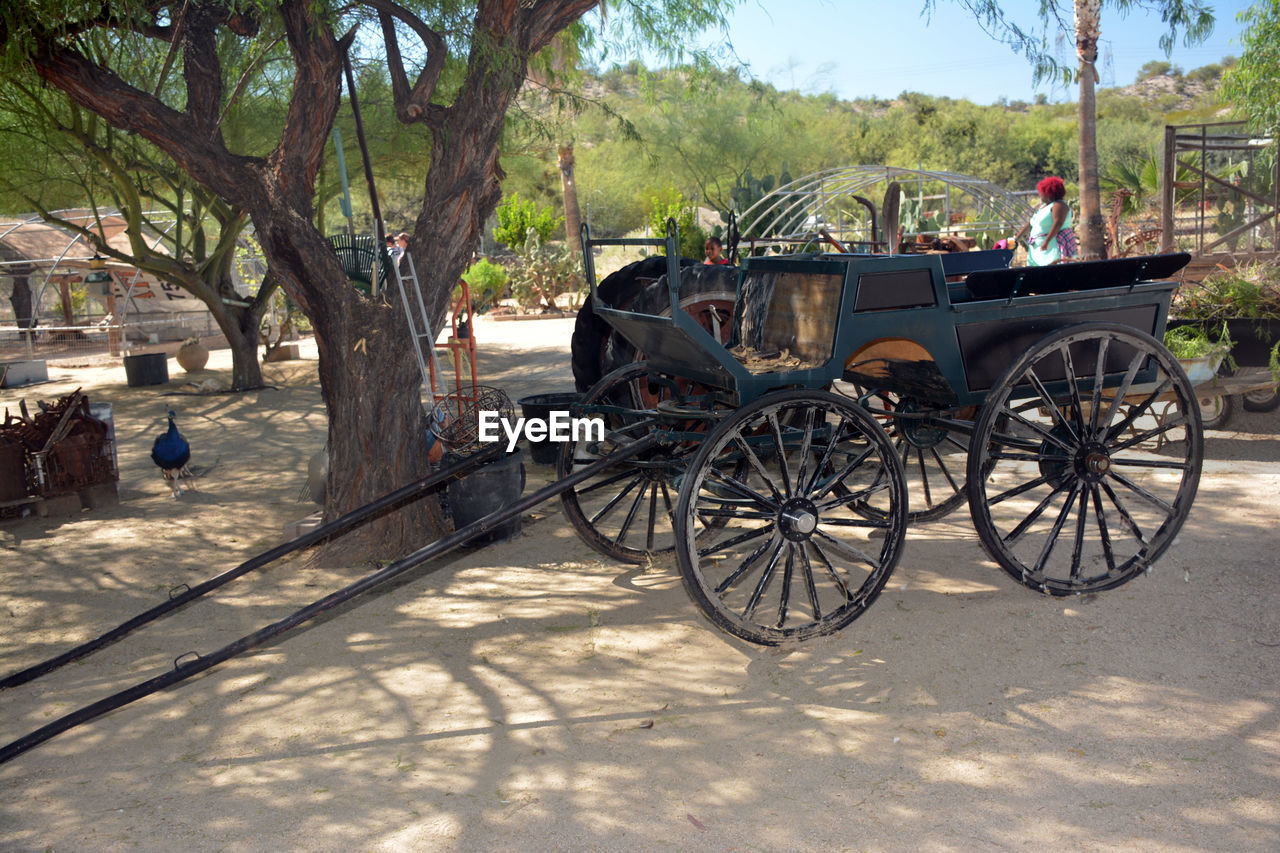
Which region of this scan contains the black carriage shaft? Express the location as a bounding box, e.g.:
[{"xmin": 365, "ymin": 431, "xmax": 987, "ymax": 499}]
[
  {"xmin": 0, "ymin": 443, "xmax": 507, "ymax": 692},
  {"xmin": 0, "ymin": 435, "xmax": 658, "ymax": 765}
]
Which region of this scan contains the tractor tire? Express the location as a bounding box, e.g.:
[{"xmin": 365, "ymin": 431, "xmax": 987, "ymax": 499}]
[
  {"xmin": 570, "ymin": 255, "xmax": 692, "ymax": 392},
  {"xmin": 601, "ymin": 262, "xmax": 739, "ymax": 374}
]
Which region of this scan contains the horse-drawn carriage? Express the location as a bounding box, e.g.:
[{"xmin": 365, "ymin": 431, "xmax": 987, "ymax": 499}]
[{"xmin": 560, "ymin": 222, "xmax": 1201, "ymax": 644}]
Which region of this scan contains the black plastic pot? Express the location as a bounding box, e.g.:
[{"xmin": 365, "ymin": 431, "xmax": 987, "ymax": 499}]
[
  {"xmin": 445, "ymin": 448, "xmax": 526, "ymax": 546},
  {"xmin": 123, "ymin": 353, "xmax": 168, "ymax": 387},
  {"xmin": 517, "ymin": 392, "xmax": 582, "ymax": 465},
  {"xmin": 1167, "ymin": 318, "xmax": 1279, "ymax": 368}
]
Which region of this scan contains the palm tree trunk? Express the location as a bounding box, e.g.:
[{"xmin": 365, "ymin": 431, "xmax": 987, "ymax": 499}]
[
  {"xmin": 558, "ymin": 143, "xmax": 582, "ymax": 242},
  {"xmin": 1075, "ymin": 0, "xmax": 1106, "ymax": 260}
]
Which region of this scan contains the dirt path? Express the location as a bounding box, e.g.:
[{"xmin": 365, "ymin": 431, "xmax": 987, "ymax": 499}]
[{"xmin": 1, "ymin": 314, "xmax": 1278, "ymax": 851}]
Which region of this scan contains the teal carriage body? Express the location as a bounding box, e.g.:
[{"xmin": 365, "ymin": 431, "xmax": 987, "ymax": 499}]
[
  {"xmin": 589, "ymin": 242, "xmax": 1188, "ymax": 409},
  {"xmin": 567, "ymin": 222, "xmax": 1202, "ymax": 645}
]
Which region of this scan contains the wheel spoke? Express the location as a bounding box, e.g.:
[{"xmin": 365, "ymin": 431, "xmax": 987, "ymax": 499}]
[
  {"xmin": 695, "ymin": 507, "xmax": 776, "ymax": 520},
  {"xmin": 1000, "ymin": 405, "xmax": 1076, "ymax": 454},
  {"xmin": 1069, "ymin": 486, "xmax": 1089, "ymax": 581},
  {"xmin": 1002, "ymin": 482, "xmax": 1070, "ymax": 545},
  {"xmin": 1091, "ymin": 484, "xmax": 1117, "ymax": 574},
  {"xmin": 795, "ymin": 408, "xmax": 817, "ymax": 496},
  {"xmin": 1108, "ymin": 416, "xmax": 1191, "ymax": 454},
  {"xmin": 775, "ymin": 546, "xmax": 795, "ymax": 629},
  {"xmin": 1098, "ymin": 347, "xmax": 1149, "ymax": 432},
  {"xmin": 928, "ymin": 446, "xmax": 962, "ymax": 495},
  {"xmin": 1087, "ymin": 336, "xmax": 1110, "ymax": 437},
  {"xmin": 1031, "ymin": 480, "xmax": 1082, "ymax": 577},
  {"xmin": 807, "ymin": 540, "xmax": 854, "ymax": 602},
  {"xmin": 804, "ymin": 414, "xmax": 846, "ymax": 494},
  {"xmin": 817, "ymin": 481, "xmax": 893, "ymax": 514},
  {"xmin": 1106, "ymin": 468, "xmax": 1176, "ymax": 515},
  {"xmin": 1026, "ymin": 361, "xmax": 1081, "ymax": 445},
  {"xmin": 1109, "ymin": 456, "xmax": 1194, "ymax": 472},
  {"xmin": 576, "ymin": 467, "xmax": 639, "ymax": 497},
  {"xmin": 1061, "ymin": 341, "xmax": 1087, "ymax": 438},
  {"xmin": 613, "ymin": 478, "xmax": 650, "ymax": 545},
  {"xmin": 1099, "ymin": 478, "xmax": 1149, "ymax": 546},
  {"xmin": 588, "ymin": 474, "xmax": 644, "ymax": 525},
  {"xmin": 798, "ymin": 544, "xmax": 823, "ymax": 621},
  {"xmin": 1103, "ymin": 378, "xmax": 1175, "ymax": 442},
  {"xmin": 767, "ymin": 412, "xmax": 793, "ymax": 496},
  {"xmin": 742, "ymin": 540, "xmax": 787, "ymax": 621},
  {"xmin": 645, "ymin": 482, "xmax": 658, "ymax": 552},
  {"xmin": 698, "ymin": 522, "xmax": 774, "ymax": 559},
  {"xmin": 819, "ymin": 516, "xmax": 896, "ymax": 529},
  {"xmin": 733, "ymin": 434, "xmax": 785, "ymax": 503},
  {"xmin": 988, "ymin": 450, "xmax": 1053, "ymax": 464},
  {"xmin": 987, "ymin": 471, "xmax": 1058, "ymax": 506},
  {"xmin": 813, "ymin": 527, "xmax": 882, "ymax": 570},
  {"xmin": 706, "ymin": 466, "xmax": 777, "ymax": 510},
  {"xmin": 810, "ymin": 445, "xmax": 878, "ymax": 499},
  {"xmin": 660, "ymin": 480, "xmax": 679, "ymax": 530},
  {"xmin": 714, "ymin": 532, "xmax": 780, "ymax": 595},
  {"xmin": 915, "ymin": 447, "xmax": 934, "ymax": 507}
]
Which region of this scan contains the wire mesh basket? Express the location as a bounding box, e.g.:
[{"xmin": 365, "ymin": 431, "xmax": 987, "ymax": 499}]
[{"xmin": 429, "ymin": 385, "xmax": 514, "ymax": 456}]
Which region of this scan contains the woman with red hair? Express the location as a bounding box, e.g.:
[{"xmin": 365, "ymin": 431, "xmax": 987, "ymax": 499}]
[{"xmin": 1027, "ymin": 176, "xmax": 1077, "ymax": 266}]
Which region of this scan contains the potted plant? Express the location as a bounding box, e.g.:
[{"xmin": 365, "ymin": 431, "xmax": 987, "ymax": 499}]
[
  {"xmin": 1169, "ymin": 262, "xmax": 1280, "ymax": 412},
  {"xmin": 175, "ymin": 336, "xmax": 209, "ymax": 372},
  {"xmin": 1163, "ymin": 323, "xmax": 1236, "ymax": 428}
]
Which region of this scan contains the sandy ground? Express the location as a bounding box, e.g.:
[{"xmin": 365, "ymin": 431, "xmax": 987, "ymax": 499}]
[{"xmin": 1, "ymin": 313, "xmax": 1278, "ymax": 852}]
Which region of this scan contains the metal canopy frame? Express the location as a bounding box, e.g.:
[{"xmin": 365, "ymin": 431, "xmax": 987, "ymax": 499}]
[
  {"xmin": 1160, "ymin": 121, "xmax": 1279, "ymax": 257},
  {"xmin": 737, "ymin": 165, "xmax": 1036, "ymax": 252}
]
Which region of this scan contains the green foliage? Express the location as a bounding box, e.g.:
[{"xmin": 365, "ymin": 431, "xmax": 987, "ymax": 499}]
[
  {"xmin": 1137, "ymin": 60, "xmax": 1181, "ymax": 81},
  {"xmin": 460, "ymin": 257, "xmax": 509, "ymax": 314},
  {"xmin": 646, "ymin": 188, "xmax": 705, "ymax": 258},
  {"xmin": 1163, "ymin": 323, "xmax": 1232, "ymax": 360},
  {"xmin": 1172, "ymin": 262, "xmax": 1280, "ymax": 321},
  {"xmin": 1221, "ymin": 0, "xmax": 1280, "ymax": 133},
  {"xmin": 493, "ymin": 192, "xmax": 562, "ymax": 250},
  {"xmin": 507, "ymin": 230, "xmax": 584, "ymax": 312}
]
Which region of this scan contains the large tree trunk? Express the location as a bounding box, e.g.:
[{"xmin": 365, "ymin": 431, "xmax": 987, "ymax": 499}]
[
  {"xmin": 1075, "ymin": 0, "xmax": 1106, "ymax": 260},
  {"xmin": 254, "ymin": 215, "xmax": 445, "ymax": 560},
  {"xmin": 213, "ymin": 300, "xmax": 266, "ymax": 391}
]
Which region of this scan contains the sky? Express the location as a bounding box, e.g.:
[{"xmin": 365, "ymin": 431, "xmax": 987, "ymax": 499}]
[{"xmin": 639, "ymin": 0, "xmax": 1255, "ymax": 105}]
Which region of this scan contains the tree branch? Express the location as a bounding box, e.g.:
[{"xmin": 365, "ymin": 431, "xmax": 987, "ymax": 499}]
[{"xmin": 363, "ymin": 0, "xmax": 448, "ymax": 126}]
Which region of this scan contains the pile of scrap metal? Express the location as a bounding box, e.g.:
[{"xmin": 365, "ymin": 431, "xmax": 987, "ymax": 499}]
[{"xmin": 0, "ymin": 389, "xmax": 117, "ymax": 512}]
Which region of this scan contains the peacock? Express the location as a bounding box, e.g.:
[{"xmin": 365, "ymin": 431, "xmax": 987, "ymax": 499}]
[{"xmin": 150, "ymin": 410, "xmax": 192, "ymax": 497}]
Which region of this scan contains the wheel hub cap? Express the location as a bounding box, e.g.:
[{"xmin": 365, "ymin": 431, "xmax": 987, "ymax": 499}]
[
  {"xmin": 1076, "ymin": 443, "xmax": 1112, "ymax": 483},
  {"xmin": 780, "ymin": 498, "xmax": 819, "ymax": 541}
]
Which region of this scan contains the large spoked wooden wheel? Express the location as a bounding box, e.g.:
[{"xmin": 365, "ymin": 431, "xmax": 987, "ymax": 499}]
[
  {"xmin": 967, "ymin": 323, "xmax": 1203, "ymax": 596},
  {"xmin": 850, "ymin": 388, "xmax": 975, "ymax": 523},
  {"xmin": 558, "ymin": 362, "xmax": 705, "ymax": 563},
  {"xmin": 674, "ymin": 390, "xmax": 909, "ymax": 645}
]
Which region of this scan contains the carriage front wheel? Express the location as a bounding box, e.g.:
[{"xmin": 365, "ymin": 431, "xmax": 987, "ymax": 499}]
[
  {"xmin": 967, "ymin": 323, "xmax": 1203, "ymax": 595},
  {"xmin": 674, "ymin": 390, "xmax": 909, "ymax": 645}
]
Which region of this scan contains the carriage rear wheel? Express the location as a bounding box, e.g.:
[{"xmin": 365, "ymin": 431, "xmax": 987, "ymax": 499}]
[
  {"xmin": 967, "ymin": 323, "xmax": 1202, "ymax": 596},
  {"xmin": 557, "ymin": 362, "xmax": 702, "ymax": 563},
  {"xmin": 847, "ymin": 388, "xmax": 975, "ymax": 523},
  {"xmin": 674, "ymin": 390, "xmax": 908, "ymax": 645}
]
